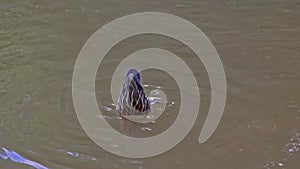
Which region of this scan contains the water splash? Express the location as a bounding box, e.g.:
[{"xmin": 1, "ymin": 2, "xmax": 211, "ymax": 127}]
[
  {"xmin": 264, "ymin": 160, "xmax": 284, "ymax": 169},
  {"xmin": 148, "ymin": 96, "xmax": 164, "ymax": 105},
  {"xmin": 263, "ymin": 130, "xmax": 300, "ymax": 168},
  {"xmin": 284, "ymin": 130, "xmax": 300, "ymax": 155},
  {"xmin": 57, "ymin": 149, "xmax": 96, "ymax": 161},
  {"xmin": 140, "ymin": 127, "xmax": 152, "ymax": 131},
  {"xmin": 0, "ymin": 147, "xmax": 48, "ymax": 169}
]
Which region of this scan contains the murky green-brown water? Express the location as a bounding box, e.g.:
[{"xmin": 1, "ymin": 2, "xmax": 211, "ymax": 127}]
[{"xmin": 1, "ymin": 0, "xmax": 300, "ymax": 168}]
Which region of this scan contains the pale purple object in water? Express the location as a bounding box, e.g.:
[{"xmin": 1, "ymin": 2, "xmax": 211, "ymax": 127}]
[{"xmin": 0, "ymin": 147, "xmax": 48, "ymax": 169}]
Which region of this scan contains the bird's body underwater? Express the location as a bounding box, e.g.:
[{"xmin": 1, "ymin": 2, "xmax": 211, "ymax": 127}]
[{"xmin": 116, "ymin": 69, "xmax": 150, "ymax": 116}]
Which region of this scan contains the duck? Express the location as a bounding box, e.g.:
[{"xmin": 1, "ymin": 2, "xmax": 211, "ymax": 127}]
[{"xmin": 116, "ymin": 69, "xmax": 150, "ymax": 116}]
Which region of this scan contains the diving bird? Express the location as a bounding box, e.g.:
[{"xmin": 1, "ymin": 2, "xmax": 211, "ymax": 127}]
[{"xmin": 116, "ymin": 69, "xmax": 150, "ymax": 116}]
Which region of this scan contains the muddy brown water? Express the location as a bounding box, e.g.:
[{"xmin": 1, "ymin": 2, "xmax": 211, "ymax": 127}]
[{"xmin": 0, "ymin": 0, "xmax": 300, "ymax": 169}]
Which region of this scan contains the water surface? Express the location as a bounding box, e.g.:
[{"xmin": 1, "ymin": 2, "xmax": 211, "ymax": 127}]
[{"xmin": 0, "ymin": 0, "xmax": 299, "ymax": 168}]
